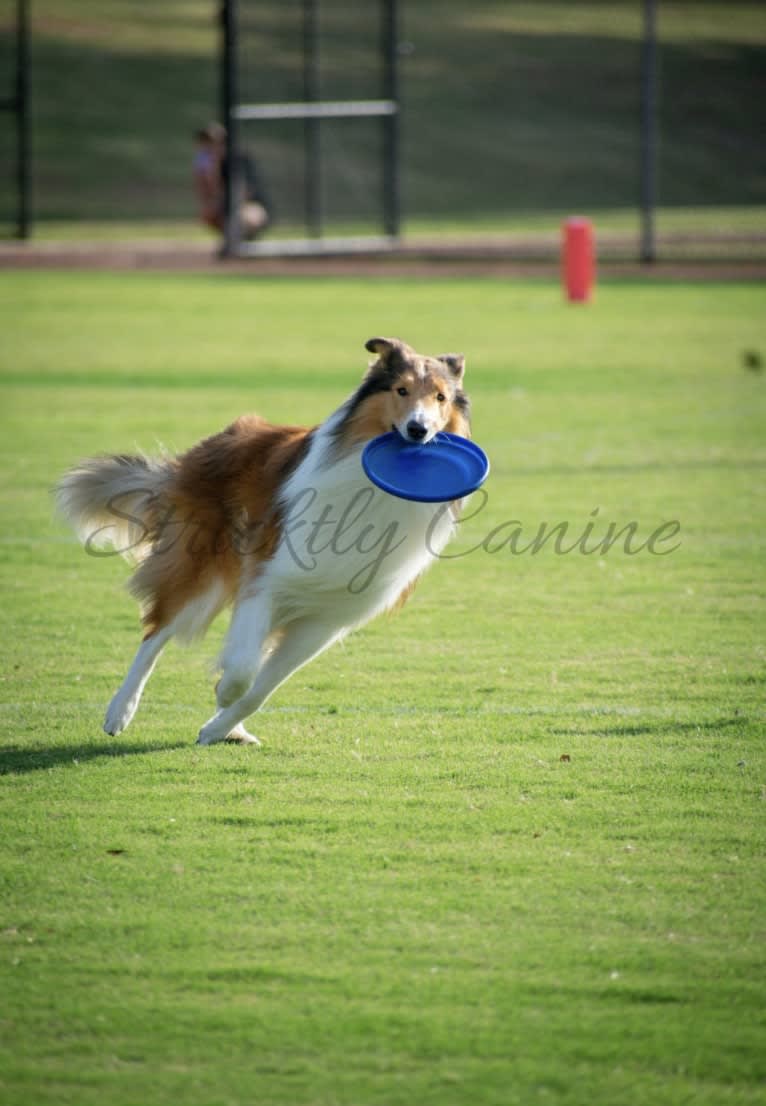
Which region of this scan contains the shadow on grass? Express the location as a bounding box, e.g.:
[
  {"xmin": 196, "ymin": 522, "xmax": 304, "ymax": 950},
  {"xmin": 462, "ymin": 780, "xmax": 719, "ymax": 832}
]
[
  {"xmin": 552, "ymin": 717, "xmax": 745, "ymax": 739},
  {"xmin": 0, "ymin": 740, "xmax": 189, "ymax": 776},
  {"xmin": 525, "ymin": 982, "xmax": 685, "ymax": 1006}
]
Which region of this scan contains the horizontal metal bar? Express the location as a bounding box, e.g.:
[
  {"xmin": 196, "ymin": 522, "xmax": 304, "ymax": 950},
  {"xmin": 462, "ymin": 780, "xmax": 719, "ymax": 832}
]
[
  {"xmin": 233, "ymin": 99, "xmax": 397, "ymax": 121},
  {"xmin": 236, "ymin": 235, "xmax": 399, "ymax": 258}
]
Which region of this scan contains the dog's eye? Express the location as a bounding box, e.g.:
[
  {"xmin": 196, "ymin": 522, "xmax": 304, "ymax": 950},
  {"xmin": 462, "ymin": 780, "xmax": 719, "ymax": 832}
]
[
  {"xmin": 436, "ymin": 393, "xmax": 446, "ymax": 403},
  {"xmin": 396, "ymin": 386, "xmax": 408, "ymax": 396}
]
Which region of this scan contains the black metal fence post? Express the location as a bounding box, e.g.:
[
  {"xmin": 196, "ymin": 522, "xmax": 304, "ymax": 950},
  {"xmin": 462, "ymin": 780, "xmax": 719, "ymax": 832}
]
[
  {"xmin": 381, "ymin": 0, "xmax": 400, "ymax": 239},
  {"xmin": 221, "ymin": 0, "xmax": 240, "ymax": 257},
  {"xmin": 12, "ymin": 0, "xmax": 31, "ymax": 240},
  {"xmin": 640, "ymin": 0, "xmax": 658, "ymax": 263},
  {"xmin": 302, "ymin": 0, "xmax": 322, "ymax": 238}
]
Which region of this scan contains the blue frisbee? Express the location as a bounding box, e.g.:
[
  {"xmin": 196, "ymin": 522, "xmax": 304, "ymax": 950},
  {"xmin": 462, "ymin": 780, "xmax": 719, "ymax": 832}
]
[{"xmin": 362, "ymin": 431, "xmax": 490, "ymax": 503}]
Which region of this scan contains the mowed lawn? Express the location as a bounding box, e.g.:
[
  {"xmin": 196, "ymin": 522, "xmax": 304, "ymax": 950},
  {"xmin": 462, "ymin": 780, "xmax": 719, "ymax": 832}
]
[{"xmin": 0, "ymin": 272, "xmax": 764, "ymax": 1106}]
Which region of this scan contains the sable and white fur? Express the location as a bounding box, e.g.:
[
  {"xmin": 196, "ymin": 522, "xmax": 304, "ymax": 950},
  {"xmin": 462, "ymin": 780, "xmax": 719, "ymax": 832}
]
[{"xmin": 56, "ymin": 337, "xmax": 471, "ymax": 746}]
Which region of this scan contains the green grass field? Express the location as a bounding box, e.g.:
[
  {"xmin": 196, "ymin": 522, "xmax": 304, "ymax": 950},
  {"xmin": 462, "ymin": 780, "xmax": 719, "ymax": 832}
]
[{"xmin": 1, "ymin": 271, "xmax": 765, "ymax": 1105}]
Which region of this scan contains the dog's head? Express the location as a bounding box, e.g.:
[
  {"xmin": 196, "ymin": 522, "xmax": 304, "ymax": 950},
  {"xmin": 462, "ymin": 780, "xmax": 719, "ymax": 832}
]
[{"xmin": 353, "ymin": 336, "xmax": 470, "ymax": 444}]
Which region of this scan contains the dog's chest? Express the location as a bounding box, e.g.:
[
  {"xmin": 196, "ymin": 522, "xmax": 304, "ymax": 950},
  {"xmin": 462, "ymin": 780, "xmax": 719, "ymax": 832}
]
[{"xmin": 268, "ymin": 445, "xmax": 455, "ymax": 608}]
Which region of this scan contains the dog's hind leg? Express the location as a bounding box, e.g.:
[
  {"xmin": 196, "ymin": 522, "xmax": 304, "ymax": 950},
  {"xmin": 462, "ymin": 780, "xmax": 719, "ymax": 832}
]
[
  {"xmin": 104, "ymin": 582, "xmax": 226, "ymax": 736},
  {"xmin": 105, "ymin": 566, "xmax": 230, "ymax": 736},
  {"xmin": 197, "ymin": 616, "xmax": 343, "ymax": 746},
  {"xmin": 104, "ymin": 624, "xmax": 173, "ymax": 736},
  {"xmin": 216, "ymin": 591, "xmax": 272, "ymax": 710}
]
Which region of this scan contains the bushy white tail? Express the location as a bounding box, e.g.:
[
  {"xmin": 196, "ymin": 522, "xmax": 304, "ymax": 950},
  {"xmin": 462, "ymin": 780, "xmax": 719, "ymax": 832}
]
[{"xmin": 55, "ymin": 454, "xmax": 175, "ymax": 563}]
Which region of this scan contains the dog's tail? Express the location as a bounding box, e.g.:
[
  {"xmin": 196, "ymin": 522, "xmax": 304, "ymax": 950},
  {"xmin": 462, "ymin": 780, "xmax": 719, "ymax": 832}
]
[{"xmin": 55, "ymin": 453, "xmax": 177, "ymax": 563}]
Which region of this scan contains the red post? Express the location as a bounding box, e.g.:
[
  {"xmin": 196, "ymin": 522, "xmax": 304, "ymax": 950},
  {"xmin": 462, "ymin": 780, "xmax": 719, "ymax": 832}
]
[{"xmin": 562, "ymin": 217, "xmax": 595, "ymax": 302}]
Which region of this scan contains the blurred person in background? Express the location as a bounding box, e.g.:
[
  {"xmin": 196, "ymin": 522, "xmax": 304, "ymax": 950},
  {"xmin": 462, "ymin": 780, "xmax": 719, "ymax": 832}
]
[{"xmin": 193, "ymin": 122, "xmax": 270, "ymax": 240}]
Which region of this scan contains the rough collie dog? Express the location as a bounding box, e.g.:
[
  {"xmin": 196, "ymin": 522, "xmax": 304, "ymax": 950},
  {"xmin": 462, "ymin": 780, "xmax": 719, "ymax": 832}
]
[{"xmin": 56, "ymin": 337, "xmax": 470, "ymax": 746}]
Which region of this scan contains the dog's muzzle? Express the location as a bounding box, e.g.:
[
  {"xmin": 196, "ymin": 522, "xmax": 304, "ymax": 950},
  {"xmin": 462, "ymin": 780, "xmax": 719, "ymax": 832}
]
[{"xmin": 405, "ymin": 420, "xmax": 428, "ymax": 442}]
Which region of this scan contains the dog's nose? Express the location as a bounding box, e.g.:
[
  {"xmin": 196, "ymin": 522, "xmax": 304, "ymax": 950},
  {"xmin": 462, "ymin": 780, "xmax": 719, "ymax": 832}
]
[{"xmin": 406, "ymin": 420, "xmax": 428, "ymax": 442}]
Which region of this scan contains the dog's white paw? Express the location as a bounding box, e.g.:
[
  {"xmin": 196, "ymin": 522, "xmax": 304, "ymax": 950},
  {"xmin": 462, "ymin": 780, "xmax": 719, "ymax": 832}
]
[
  {"xmin": 196, "ymin": 716, "xmax": 228, "ymax": 746},
  {"xmin": 103, "ymin": 695, "xmax": 138, "ymax": 736},
  {"xmin": 197, "ymin": 716, "xmax": 261, "ymax": 747},
  {"xmin": 226, "ymin": 724, "xmax": 262, "ymax": 746}
]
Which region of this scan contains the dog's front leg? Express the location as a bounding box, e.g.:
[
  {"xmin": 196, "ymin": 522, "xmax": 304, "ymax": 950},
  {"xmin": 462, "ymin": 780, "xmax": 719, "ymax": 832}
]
[
  {"xmin": 197, "ymin": 616, "xmax": 343, "ymax": 746},
  {"xmin": 216, "ymin": 591, "xmax": 271, "ymax": 709}
]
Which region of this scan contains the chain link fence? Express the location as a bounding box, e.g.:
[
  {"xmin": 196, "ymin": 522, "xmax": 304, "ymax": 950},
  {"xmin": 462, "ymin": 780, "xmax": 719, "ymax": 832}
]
[{"xmin": 1, "ymin": 0, "xmax": 764, "ymax": 260}]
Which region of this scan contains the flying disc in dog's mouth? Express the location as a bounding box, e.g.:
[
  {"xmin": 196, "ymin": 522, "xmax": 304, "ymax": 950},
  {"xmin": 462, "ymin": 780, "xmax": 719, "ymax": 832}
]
[{"xmin": 362, "ymin": 431, "xmax": 490, "ymax": 503}]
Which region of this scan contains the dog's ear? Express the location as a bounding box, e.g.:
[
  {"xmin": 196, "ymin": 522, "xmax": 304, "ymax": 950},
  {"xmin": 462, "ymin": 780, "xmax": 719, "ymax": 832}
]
[
  {"xmin": 365, "ymin": 337, "xmax": 404, "ymax": 363},
  {"xmin": 437, "ymin": 353, "xmax": 466, "ymax": 383}
]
